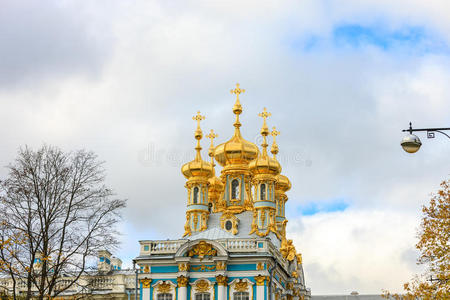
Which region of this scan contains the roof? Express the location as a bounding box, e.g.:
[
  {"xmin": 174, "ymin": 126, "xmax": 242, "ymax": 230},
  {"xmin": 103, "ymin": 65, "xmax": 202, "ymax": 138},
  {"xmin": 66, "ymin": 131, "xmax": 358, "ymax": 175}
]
[{"xmin": 188, "ymin": 211, "xmax": 281, "ymax": 247}]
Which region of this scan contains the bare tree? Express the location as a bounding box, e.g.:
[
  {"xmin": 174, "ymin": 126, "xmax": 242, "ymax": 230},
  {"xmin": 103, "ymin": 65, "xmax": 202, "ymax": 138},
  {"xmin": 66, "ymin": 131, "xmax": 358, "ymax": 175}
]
[{"xmin": 0, "ymin": 145, "xmax": 126, "ymax": 300}]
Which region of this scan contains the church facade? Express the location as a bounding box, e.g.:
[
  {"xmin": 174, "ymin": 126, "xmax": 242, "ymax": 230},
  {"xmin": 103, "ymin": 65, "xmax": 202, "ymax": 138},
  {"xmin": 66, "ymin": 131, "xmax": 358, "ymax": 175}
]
[{"xmin": 134, "ymin": 84, "xmax": 311, "ymax": 300}]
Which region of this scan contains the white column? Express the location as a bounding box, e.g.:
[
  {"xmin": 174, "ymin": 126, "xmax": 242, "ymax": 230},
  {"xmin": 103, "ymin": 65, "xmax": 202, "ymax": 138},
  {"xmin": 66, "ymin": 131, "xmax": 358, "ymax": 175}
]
[
  {"xmin": 256, "ymin": 285, "xmax": 264, "ymax": 300},
  {"xmin": 142, "ymin": 287, "xmax": 150, "ymax": 300},
  {"xmin": 140, "ymin": 278, "xmax": 151, "ymax": 300},
  {"xmin": 254, "ymin": 276, "xmax": 267, "ymax": 300},
  {"xmin": 179, "ymin": 286, "xmax": 187, "ymax": 300},
  {"xmin": 178, "ymin": 276, "xmax": 189, "ymax": 300},
  {"xmin": 216, "ymin": 275, "xmax": 227, "ymax": 300},
  {"xmin": 217, "ymin": 285, "xmax": 225, "ymax": 300}
]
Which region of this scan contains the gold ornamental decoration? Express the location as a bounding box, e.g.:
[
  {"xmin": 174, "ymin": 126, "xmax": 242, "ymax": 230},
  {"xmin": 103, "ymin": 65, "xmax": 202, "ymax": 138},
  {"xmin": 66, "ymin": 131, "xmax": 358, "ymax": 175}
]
[
  {"xmin": 216, "ymin": 261, "xmax": 226, "ymax": 271},
  {"xmin": 178, "ymin": 263, "xmax": 189, "ymax": 272},
  {"xmin": 140, "ymin": 278, "xmax": 152, "ymax": 288},
  {"xmin": 190, "ymin": 265, "xmax": 215, "ymax": 271},
  {"xmin": 291, "ymin": 271, "xmax": 298, "ymax": 278},
  {"xmin": 296, "ymin": 253, "xmax": 302, "ymax": 264},
  {"xmin": 286, "ymin": 282, "xmax": 294, "ymax": 290},
  {"xmin": 194, "ymin": 280, "xmax": 210, "ymax": 292},
  {"xmin": 183, "ymin": 213, "xmax": 192, "ymax": 237},
  {"xmin": 256, "ymin": 262, "xmax": 264, "ymax": 270},
  {"xmin": 188, "ymin": 241, "xmax": 217, "ymax": 259},
  {"xmin": 157, "ymin": 282, "xmax": 172, "ymax": 293},
  {"xmin": 254, "ymin": 275, "xmax": 268, "ymax": 286},
  {"xmin": 280, "ymin": 239, "xmax": 296, "ymax": 261},
  {"xmin": 216, "ymin": 275, "xmax": 228, "ymax": 286},
  {"xmin": 177, "ymin": 276, "xmax": 189, "ymax": 287},
  {"xmin": 143, "ymin": 265, "xmax": 150, "ymax": 273},
  {"xmin": 234, "ymin": 280, "xmax": 248, "ymax": 292}
]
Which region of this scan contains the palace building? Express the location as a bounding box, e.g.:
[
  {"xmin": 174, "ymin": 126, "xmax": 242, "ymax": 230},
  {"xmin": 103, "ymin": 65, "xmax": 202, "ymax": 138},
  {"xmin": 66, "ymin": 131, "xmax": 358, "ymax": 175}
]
[{"xmin": 134, "ymin": 84, "xmax": 311, "ymax": 300}]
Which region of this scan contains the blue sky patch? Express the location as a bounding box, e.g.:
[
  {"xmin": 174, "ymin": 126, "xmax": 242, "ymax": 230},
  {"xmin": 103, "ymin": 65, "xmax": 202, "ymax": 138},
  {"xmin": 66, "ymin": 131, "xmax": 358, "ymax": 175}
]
[
  {"xmin": 293, "ymin": 199, "xmax": 350, "ymax": 216},
  {"xmin": 292, "ymin": 23, "xmax": 450, "ymax": 55}
]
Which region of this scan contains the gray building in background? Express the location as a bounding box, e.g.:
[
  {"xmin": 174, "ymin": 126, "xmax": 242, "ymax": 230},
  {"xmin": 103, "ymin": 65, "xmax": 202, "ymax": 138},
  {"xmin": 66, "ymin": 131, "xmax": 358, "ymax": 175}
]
[{"xmin": 312, "ymin": 295, "xmax": 383, "ymax": 300}]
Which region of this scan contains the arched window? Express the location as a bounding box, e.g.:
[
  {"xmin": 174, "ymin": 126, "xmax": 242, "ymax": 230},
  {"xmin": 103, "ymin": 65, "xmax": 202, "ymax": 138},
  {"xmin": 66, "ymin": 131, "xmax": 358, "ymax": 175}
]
[
  {"xmin": 195, "ymin": 293, "xmax": 210, "ymax": 300},
  {"xmin": 193, "ymin": 187, "xmax": 199, "ymax": 204},
  {"xmin": 260, "ymin": 183, "xmax": 266, "ymax": 200},
  {"xmin": 157, "ymin": 294, "xmax": 172, "ymax": 300},
  {"xmin": 231, "ymin": 179, "xmax": 240, "ymax": 199},
  {"xmin": 234, "ymin": 292, "xmax": 249, "ymax": 300}
]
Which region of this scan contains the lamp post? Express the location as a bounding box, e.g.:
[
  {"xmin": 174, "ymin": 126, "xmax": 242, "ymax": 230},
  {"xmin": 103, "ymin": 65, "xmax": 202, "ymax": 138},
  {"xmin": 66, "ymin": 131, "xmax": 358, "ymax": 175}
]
[{"xmin": 401, "ymin": 122, "xmax": 450, "ymax": 153}]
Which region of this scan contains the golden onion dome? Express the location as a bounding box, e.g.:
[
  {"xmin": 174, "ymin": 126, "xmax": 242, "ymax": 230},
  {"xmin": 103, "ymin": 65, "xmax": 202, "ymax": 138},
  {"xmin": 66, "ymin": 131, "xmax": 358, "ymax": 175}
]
[
  {"xmin": 276, "ymin": 174, "xmax": 291, "ymax": 192},
  {"xmin": 214, "ymin": 133, "xmax": 259, "ymax": 167},
  {"xmin": 182, "ymin": 159, "xmax": 213, "ymax": 179},
  {"xmin": 208, "ymin": 175, "xmax": 224, "ymax": 190},
  {"xmin": 181, "ymin": 112, "xmax": 214, "ymax": 179},
  {"xmin": 214, "ymin": 85, "xmax": 259, "ymax": 167},
  {"xmin": 249, "ymin": 155, "xmax": 281, "ymax": 175}
]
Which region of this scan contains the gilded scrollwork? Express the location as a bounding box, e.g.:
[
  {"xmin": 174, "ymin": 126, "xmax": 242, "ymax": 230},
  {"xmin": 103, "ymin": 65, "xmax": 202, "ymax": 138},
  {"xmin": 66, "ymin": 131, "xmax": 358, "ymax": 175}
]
[
  {"xmin": 190, "ymin": 265, "xmax": 215, "ymax": 271},
  {"xmin": 157, "ymin": 282, "xmax": 172, "ymax": 293},
  {"xmin": 140, "ymin": 278, "xmax": 152, "ymax": 288},
  {"xmin": 177, "ymin": 276, "xmax": 189, "ymax": 287},
  {"xmin": 178, "ymin": 262, "xmax": 189, "ymax": 272},
  {"xmin": 188, "ymin": 241, "xmax": 217, "ymax": 259},
  {"xmin": 194, "ymin": 280, "xmax": 210, "ymax": 292},
  {"xmin": 216, "ymin": 261, "xmax": 226, "ymax": 271},
  {"xmin": 216, "ymin": 275, "xmax": 228, "ymax": 286},
  {"xmin": 234, "ymin": 279, "xmax": 248, "ymax": 292},
  {"xmin": 183, "ymin": 213, "xmax": 192, "ymax": 237},
  {"xmin": 280, "ymin": 239, "xmax": 296, "ymax": 261},
  {"xmin": 254, "ymin": 275, "xmax": 268, "ymax": 286}
]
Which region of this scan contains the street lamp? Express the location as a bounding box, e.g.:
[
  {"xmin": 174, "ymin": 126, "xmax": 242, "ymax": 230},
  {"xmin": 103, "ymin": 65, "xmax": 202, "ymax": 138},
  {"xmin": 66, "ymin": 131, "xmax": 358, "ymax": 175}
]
[{"xmin": 401, "ymin": 122, "xmax": 450, "ymax": 153}]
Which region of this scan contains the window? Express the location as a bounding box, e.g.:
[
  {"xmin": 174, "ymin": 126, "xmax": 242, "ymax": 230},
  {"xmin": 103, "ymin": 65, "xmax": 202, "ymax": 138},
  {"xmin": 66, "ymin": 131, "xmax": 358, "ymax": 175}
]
[
  {"xmin": 195, "ymin": 293, "xmax": 210, "ymax": 300},
  {"xmin": 231, "ymin": 179, "xmax": 240, "ymax": 199},
  {"xmin": 225, "ymin": 220, "xmax": 233, "ymax": 231},
  {"xmin": 157, "ymin": 294, "xmax": 172, "ymax": 300},
  {"xmin": 260, "ymin": 183, "xmax": 266, "ymax": 200},
  {"xmin": 234, "ymin": 292, "xmax": 249, "ymax": 300},
  {"xmin": 193, "ymin": 187, "xmax": 199, "ymax": 204}
]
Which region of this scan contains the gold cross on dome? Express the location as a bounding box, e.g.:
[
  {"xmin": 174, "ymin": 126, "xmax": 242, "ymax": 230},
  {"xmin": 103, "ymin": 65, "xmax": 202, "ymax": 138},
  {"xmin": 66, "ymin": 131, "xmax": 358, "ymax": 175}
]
[
  {"xmin": 230, "ymin": 83, "xmax": 245, "ymax": 100},
  {"xmin": 192, "ymin": 111, "xmax": 205, "ymax": 128},
  {"xmin": 271, "ymin": 126, "xmax": 280, "ymax": 139},
  {"xmin": 206, "ymin": 129, "xmax": 218, "ymax": 146},
  {"xmin": 258, "ymin": 107, "xmax": 272, "ymax": 121}
]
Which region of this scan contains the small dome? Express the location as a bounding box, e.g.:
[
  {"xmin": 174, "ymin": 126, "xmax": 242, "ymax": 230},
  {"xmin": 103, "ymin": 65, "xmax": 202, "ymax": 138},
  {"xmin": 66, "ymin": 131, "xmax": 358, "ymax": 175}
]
[
  {"xmin": 249, "ymin": 154, "xmax": 281, "ymax": 175},
  {"xmin": 214, "ymin": 134, "xmax": 259, "ymax": 167},
  {"xmin": 181, "ymin": 159, "xmax": 213, "ymax": 179},
  {"xmin": 276, "ymin": 174, "xmax": 291, "ymax": 192},
  {"xmin": 208, "ymin": 175, "xmax": 224, "ymax": 188}
]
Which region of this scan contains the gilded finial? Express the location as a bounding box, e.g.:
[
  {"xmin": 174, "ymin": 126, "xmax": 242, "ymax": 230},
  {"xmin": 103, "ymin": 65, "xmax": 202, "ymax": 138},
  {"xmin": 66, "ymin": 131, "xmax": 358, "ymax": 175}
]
[
  {"xmin": 258, "ymin": 107, "xmax": 272, "ymax": 156},
  {"xmin": 193, "ymin": 111, "xmax": 205, "ymax": 132},
  {"xmin": 271, "ymin": 127, "xmax": 280, "ymax": 158},
  {"xmin": 258, "ymin": 107, "xmax": 271, "ymax": 136},
  {"xmin": 192, "ymin": 111, "xmax": 205, "ymax": 160},
  {"xmin": 230, "ymin": 83, "xmax": 245, "ymax": 131},
  {"xmin": 230, "ymin": 83, "xmax": 245, "ymax": 107},
  {"xmin": 206, "ymin": 129, "xmax": 218, "ymax": 159}
]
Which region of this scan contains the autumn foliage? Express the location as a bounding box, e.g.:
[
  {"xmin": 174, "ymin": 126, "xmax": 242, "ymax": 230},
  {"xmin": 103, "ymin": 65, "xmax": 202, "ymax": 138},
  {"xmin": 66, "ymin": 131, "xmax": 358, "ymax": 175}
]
[{"xmin": 383, "ymin": 179, "xmax": 450, "ymax": 299}]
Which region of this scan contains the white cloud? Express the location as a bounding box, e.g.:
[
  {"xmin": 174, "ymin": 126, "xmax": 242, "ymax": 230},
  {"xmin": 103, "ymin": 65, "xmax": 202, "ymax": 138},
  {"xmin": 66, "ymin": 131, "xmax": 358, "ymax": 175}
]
[
  {"xmin": 0, "ymin": 0, "xmax": 449, "ymax": 295},
  {"xmin": 289, "ymin": 209, "xmax": 422, "ymax": 294}
]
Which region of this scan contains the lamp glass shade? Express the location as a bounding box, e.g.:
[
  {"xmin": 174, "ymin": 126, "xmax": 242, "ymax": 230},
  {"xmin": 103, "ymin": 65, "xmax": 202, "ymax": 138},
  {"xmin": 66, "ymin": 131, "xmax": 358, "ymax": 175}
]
[{"xmin": 401, "ymin": 134, "xmax": 422, "ymax": 153}]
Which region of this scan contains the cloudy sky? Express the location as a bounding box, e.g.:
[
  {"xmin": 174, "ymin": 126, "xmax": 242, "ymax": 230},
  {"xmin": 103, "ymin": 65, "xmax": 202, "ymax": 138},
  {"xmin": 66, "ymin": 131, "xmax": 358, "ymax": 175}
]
[{"xmin": 1, "ymin": 0, "xmax": 449, "ymax": 295}]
